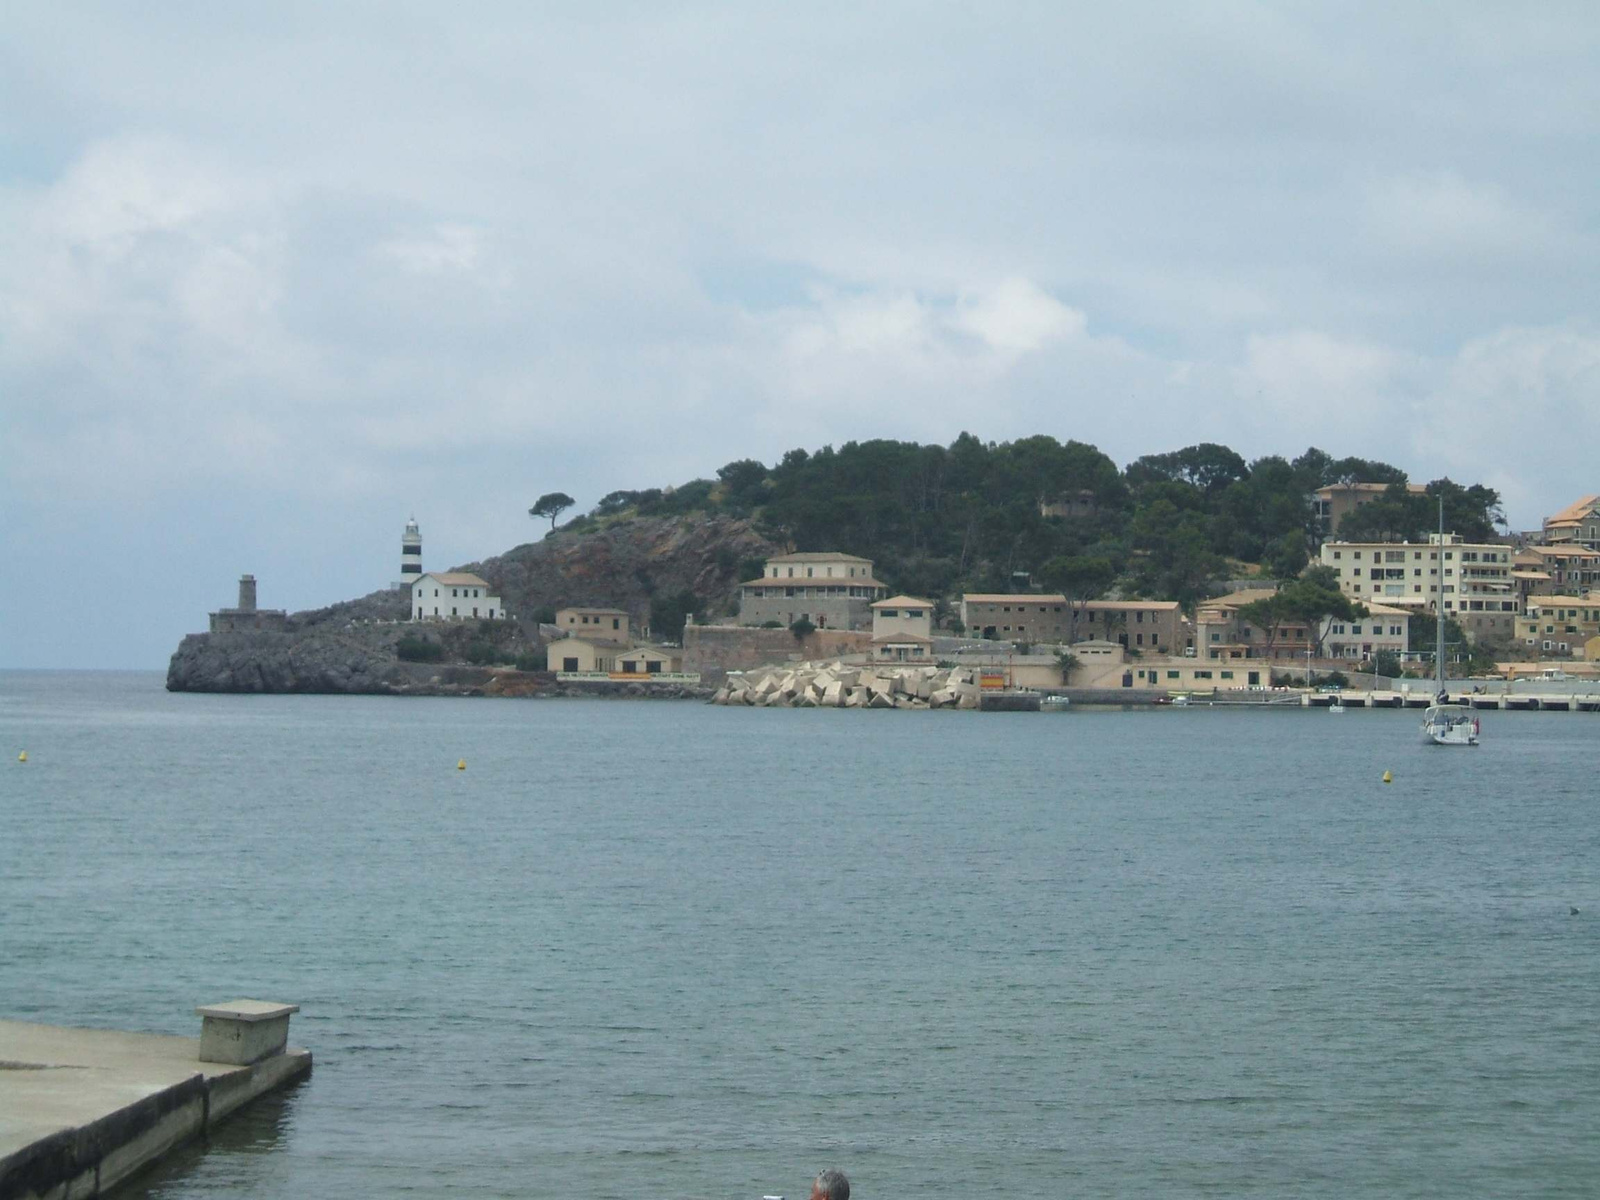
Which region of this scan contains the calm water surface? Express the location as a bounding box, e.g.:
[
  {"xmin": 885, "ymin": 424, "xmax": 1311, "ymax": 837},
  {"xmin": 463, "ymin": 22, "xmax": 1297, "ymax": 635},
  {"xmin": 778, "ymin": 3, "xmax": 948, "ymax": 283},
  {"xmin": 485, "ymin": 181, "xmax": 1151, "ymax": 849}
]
[{"xmin": 2, "ymin": 671, "xmax": 1597, "ymax": 1198}]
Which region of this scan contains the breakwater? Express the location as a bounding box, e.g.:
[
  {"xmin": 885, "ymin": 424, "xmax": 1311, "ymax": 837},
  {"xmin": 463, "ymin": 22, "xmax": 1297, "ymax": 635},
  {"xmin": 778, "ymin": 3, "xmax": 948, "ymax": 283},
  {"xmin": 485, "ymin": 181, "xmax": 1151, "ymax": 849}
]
[{"xmin": 712, "ymin": 661, "xmax": 984, "ymax": 708}]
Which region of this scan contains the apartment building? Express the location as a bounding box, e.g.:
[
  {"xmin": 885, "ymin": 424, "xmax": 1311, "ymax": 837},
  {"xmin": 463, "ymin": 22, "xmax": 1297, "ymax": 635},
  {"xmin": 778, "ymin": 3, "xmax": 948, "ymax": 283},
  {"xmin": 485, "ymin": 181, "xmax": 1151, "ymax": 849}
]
[
  {"xmin": 1541, "ymin": 495, "xmax": 1600, "ymax": 550},
  {"xmin": 1318, "ymin": 534, "xmax": 1517, "ymax": 642},
  {"xmin": 1515, "ymin": 596, "xmax": 1600, "ymax": 658}
]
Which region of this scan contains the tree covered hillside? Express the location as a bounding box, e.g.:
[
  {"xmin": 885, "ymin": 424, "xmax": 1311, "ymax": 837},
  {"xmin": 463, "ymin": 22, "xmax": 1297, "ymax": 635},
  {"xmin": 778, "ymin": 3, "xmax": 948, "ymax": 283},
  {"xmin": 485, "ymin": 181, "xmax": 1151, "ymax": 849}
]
[{"xmin": 560, "ymin": 435, "xmax": 1505, "ymax": 611}]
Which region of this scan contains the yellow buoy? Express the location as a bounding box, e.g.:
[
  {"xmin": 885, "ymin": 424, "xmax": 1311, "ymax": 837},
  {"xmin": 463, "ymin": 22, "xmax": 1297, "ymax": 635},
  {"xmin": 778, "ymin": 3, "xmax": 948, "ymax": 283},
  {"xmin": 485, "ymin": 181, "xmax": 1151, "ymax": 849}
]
[
  {"xmin": 457, "ymin": 759, "xmax": 466, "ymax": 771},
  {"xmin": 1382, "ymin": 769, "xmax": 1392, "ymax": 784},
  {"xmin": 17, "ymin": 750, "xmax": 26, "ymax": 763}
]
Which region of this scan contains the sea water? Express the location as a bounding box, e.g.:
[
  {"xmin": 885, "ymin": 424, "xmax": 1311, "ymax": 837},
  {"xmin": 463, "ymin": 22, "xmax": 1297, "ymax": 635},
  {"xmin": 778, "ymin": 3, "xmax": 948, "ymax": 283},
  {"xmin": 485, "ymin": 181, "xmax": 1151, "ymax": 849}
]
[{"xmin": 2, "ymin": 671, "xmax": 1597, "ymax": 1198}]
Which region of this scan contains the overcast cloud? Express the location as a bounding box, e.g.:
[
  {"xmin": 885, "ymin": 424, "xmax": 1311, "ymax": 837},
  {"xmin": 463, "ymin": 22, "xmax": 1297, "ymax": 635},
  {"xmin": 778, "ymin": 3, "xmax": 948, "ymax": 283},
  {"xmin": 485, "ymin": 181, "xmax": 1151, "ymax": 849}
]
[{"xmin": 3, "ymin": 2, "xmax": 1598, "ymax": 667}]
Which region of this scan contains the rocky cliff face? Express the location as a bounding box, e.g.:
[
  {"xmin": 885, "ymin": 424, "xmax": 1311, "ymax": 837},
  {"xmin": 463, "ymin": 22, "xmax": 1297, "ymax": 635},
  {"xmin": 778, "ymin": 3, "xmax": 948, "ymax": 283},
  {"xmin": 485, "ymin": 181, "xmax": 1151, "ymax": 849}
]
[
  {"xmin": 166, "ymin": 514, "xmax": 777, "ymax": 692},
  {"xmin": 462, "ymin": 514, "xmax": 777, "ymax": 624}
]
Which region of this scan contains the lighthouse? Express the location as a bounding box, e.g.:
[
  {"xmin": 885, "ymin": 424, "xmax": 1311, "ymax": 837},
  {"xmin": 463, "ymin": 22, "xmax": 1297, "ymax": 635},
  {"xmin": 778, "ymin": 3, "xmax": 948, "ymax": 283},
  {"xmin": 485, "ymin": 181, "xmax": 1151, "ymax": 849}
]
[{"xmin": 400, "ymin": 517, "xmax": 422, "ymax": 584}]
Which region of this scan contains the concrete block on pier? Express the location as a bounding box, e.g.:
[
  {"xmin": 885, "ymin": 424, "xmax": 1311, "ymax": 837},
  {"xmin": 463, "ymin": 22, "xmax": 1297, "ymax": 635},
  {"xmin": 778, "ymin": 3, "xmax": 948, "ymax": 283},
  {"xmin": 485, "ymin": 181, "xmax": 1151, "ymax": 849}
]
[{"xmin": 196, "ymin": 1000, "xmax": 300, "ymax": 1066}]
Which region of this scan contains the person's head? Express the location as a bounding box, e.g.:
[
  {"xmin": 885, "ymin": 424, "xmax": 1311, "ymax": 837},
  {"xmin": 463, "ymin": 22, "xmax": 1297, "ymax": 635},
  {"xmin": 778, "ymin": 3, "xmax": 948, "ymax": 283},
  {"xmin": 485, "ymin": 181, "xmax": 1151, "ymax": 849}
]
[{"xmin": 810, "ymin": 1168, "xmax": 850, "ymax": 1200}]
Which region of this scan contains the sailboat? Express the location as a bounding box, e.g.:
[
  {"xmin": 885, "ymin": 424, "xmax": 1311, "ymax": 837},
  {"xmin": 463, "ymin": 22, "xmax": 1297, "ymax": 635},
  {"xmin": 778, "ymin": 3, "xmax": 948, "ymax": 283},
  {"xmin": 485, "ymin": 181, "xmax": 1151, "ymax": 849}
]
[{"xmin": 1421, "ymin": 499, "xmax": 1480, "ymax": 746}]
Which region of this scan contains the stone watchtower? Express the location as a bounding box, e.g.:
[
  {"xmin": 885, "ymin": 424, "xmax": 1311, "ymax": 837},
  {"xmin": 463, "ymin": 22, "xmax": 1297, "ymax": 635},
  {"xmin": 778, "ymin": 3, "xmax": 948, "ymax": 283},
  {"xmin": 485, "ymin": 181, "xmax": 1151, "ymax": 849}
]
[
  {"xmin": 401, "ymin": 518, "xmax": 422, "ymax": 585},
  {"xmin": 209, "ymin": 574, "xmax": 287, "ymax": 634}
]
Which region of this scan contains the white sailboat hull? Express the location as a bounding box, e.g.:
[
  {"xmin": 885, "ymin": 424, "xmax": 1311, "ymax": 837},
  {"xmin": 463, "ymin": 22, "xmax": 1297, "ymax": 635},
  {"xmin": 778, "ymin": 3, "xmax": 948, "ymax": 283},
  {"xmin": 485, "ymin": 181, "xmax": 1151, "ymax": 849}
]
[{"xmin": 1422, "ymin": 705, "xmax": 1479, "ymax": 746}]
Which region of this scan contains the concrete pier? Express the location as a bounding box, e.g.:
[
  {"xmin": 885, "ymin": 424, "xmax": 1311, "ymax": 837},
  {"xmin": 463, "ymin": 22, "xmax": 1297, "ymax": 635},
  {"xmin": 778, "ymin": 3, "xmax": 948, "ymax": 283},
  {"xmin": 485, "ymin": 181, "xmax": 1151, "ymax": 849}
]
[{"xmin": 0, "ymin": 1005, "xmax": 310, "ymax": 1200}]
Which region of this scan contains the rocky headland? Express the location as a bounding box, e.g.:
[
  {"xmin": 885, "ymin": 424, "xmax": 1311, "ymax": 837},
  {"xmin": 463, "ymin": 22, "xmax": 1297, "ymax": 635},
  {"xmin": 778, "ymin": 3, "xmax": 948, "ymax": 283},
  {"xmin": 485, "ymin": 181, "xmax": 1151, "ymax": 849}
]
[{"xmin": 166, "ymin": 514, "xmax": 775, "ymax": 694}]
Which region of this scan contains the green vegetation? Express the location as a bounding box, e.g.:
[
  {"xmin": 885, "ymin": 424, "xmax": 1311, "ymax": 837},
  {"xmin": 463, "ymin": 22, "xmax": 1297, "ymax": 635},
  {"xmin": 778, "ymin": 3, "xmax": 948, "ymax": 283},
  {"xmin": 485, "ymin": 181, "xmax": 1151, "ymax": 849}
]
[
  {"xmin": 1371, "ymin": 650, "xmax": 1404, "ymax": 678},
  {"xmin": 790, "ymin": 617, "xmax": 816, "ymax": 639},
  {"xmin": 1236, "ymin": 567, "xmax": 1366, "ymax": 657},
  {"xmin": 563, "ymin": 434, "xmax": 1504, "ymax": 620},
  {"xmin": 648, "ymin": 589, "xmax": 700, "ymax": 643},
  {"xmin": 529, "ymin": 491, "xmax": 575, "ymax": 529},
  {"xmin": 396, "ymin": 635, "xmax": 444, "ymax": 662}
]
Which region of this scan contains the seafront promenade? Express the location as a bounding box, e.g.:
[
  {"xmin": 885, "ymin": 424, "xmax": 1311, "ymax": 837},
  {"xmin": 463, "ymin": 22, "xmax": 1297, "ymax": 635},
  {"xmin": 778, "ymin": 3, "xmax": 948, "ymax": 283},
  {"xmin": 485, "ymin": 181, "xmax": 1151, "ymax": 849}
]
[{"xmin": 0, "ymin": 1007, "xmax": 309, "ymax": 1200}]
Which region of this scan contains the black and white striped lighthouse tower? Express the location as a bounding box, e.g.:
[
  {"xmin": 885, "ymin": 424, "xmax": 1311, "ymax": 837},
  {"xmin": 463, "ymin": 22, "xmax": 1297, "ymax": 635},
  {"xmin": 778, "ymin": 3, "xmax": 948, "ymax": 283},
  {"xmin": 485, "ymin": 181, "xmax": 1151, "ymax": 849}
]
[{"xmin": 401, "ymin": 517, "xmax": 422, "ymax": 583}]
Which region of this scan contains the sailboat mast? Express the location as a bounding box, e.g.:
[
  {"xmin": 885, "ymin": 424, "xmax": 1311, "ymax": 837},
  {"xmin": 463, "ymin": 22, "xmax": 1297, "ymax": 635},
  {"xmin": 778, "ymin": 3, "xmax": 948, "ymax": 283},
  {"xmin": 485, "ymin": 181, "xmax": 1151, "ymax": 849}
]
[{"xmin": 1436, "ymin": 496, "xmax": 1446, "ymax": 697}]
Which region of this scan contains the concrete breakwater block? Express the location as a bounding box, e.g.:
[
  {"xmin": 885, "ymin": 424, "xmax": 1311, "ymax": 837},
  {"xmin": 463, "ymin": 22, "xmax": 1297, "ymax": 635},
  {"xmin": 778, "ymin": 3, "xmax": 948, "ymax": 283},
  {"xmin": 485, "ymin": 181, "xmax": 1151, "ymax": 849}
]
[
  {"xmin": 712, "ymin": 659, "xmax": 984, "ymax": 711},
  {"xmin": 196, "ymin": 1000, "xmax": 300, "ymax": 1066}
]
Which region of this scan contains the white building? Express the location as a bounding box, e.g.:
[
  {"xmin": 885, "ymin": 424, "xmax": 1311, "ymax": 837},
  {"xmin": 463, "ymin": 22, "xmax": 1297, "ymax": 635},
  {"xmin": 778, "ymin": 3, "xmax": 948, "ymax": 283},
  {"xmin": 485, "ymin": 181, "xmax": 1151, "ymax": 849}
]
[
  {"xmin": 1319, "ymin": 602, "xmax": 1410, "ymax": 660},
  {"xmin": 412, "ymin": 572, "xmax": 504, "ymax": 621},
  {"xmin": 1318, "ymin": 533, "xmax": 1517, "ymax": 641}
]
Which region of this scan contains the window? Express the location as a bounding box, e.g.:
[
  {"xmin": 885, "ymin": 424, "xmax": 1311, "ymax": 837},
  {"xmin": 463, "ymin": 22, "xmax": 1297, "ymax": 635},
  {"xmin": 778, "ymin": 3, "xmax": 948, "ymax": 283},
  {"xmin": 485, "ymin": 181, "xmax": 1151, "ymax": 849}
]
[
  {"xmin": 1221, "ymin": 671, "xmax": 1234, "ymax": 679},
  {"xmin": 1195, "ymin": 670, "xmax": 1213, "ymax": 679},
  {"xmin": 1167, "ymin": 670, "xmax": 1180, "ymax": 679},
  {"xmin": 563, "ymin": 657, "xmax": 579, "ymax": 672}
]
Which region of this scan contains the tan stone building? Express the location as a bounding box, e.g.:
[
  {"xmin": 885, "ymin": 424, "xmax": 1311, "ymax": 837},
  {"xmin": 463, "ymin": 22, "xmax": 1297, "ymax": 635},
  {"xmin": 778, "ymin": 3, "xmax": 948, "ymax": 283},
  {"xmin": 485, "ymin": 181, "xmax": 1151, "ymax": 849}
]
[
  {"xmin": 1516, "ymin": 545, "xmax": 1600, "ymax": 595},
  {"xmin": 1311, "ymin": 481, "xmax": 1428, "ymax": 534},
  {"xmin": 1515, "ymin": 596, "xmax": 1600, "ymax": 658},
  {"xmin": 871, "ymin": 595, "xmax": 936, "ymax": 662},
  {"xmin": 1542, "ymin": 495, "xmax": 1600, "ymax": 549},
  {"xmin": 958, "ymin": 594, "xmax": 1187, "ymax": 654},
  {"xmin": 549, "ymin": 636, "xmax": 620, "ymax": 673},
  {"xmin": 554, "ymin": 607, "xmax": 631, "ymax": 643},
  {"xmin": 738, "ymin": 552, "xmax": 889, "ymax": 630},
  {"xmin": 550, "ymin": 637, "xmax": 685, "ymax": 675},
  {"xmin": 1193, "ymin": 588, "xmax": 1312, "ymax": 660}
]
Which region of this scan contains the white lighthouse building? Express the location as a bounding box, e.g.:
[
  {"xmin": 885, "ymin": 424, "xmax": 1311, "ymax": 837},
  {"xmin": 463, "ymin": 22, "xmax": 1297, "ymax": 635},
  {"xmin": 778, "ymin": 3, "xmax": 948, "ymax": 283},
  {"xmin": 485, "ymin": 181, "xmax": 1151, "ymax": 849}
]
[{"xmin": 398, "ymin": 518, "xmax": 422, "ymax": 587}]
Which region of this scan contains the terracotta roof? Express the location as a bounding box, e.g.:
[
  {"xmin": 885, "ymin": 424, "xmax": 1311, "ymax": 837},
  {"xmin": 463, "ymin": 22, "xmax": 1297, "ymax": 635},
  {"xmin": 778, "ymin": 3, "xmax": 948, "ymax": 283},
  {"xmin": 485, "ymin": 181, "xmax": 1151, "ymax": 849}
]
[
  {"xmin": 417, "ymin": 572, "xmax": 492, "ymax": 587},
  {"xmin": 1526, "ymin": 545, "xmax": 1600, "ymax": 558},
  {"xmin": 872, "ymin": 595, "xmax": 935, "ymax": 609},
  {"xmin": 557, "ymin": 606, "xmax": 629, "ymax": 616},
  {"xmin": 1545, "ymin": 495, "xmax": 1600, "ymax": 524}
]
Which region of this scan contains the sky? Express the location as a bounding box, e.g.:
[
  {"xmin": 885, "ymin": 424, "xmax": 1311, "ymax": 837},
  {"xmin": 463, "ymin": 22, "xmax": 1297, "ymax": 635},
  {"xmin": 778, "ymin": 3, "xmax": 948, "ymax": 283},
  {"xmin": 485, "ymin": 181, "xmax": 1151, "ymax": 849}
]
[{"xmin": 3, "ymin": 2, "xmax": 1598, "ymax": 668}]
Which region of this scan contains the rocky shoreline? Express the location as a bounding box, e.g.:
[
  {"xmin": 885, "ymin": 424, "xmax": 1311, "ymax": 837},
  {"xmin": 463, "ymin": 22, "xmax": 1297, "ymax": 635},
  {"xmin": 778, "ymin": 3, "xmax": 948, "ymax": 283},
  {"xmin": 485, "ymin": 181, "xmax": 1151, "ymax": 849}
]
[{"xmin": 166, "ymin": 629, "xmax": 709, "ymax": 698}]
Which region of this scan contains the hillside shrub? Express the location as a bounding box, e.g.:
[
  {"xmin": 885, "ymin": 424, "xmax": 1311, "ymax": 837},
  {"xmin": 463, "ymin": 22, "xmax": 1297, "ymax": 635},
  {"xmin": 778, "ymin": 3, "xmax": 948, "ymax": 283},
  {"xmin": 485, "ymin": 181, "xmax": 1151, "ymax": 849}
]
[{"xmin": 397, "ymin": 635, "xmax": 444, "ymax": 662}]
